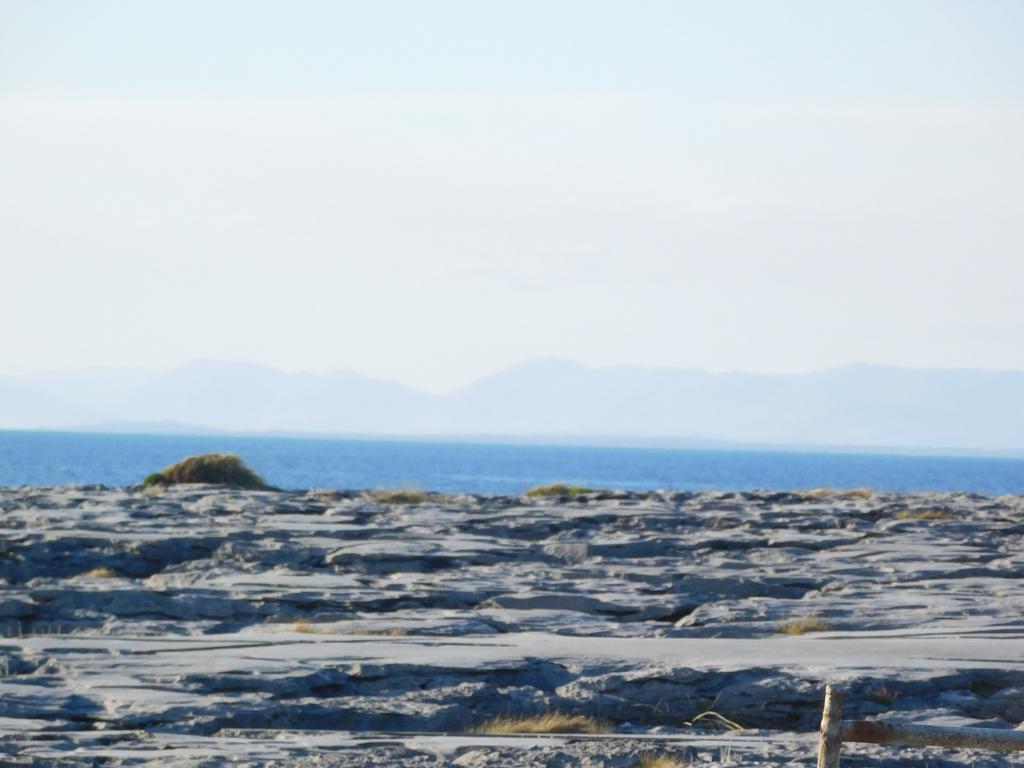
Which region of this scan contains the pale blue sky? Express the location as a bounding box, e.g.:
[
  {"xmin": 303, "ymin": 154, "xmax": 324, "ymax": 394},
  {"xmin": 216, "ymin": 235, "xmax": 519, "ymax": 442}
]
[{"xmin": 1, "ymin": 1, "xmax": 1022, "ymax": 391}]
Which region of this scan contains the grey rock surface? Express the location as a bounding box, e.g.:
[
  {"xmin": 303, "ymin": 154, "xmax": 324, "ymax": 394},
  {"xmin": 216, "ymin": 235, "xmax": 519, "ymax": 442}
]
[{"xmin": 1, "ymin": 485, "xmax": 1023, "ymax": 765}]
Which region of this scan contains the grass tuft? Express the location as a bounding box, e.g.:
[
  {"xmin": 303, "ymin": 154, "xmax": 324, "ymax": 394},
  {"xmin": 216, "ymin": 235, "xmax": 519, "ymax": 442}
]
[
  {"xmin": 351, "ymin": 627, "xmax": 408, "ymax": 637},
  {"xmin": 472, "ymin": 712, "xmax": 607, "ymax": 734},
  {"xmin": 836, "ymin": 487, "xmax": 874, "ymax": 499},
  {"xmin": 866, "ymin": 684, "xmax": 899, "ymax": 707},
  {"xmin": 802, "ymin": 488, "xmax": 834, "ymax": 499},
  {"xmin": 525, "ymin": 483, "xmax": 595, "ymax": 498},
  {"xmin": 686, "ymin": 710, "xmax": 745, "ymax": 731},
  {"xmin": 143, "ymin": 453, "xmax": 269, "ymax": 490},
  {"xmin": 373, "ymin": 489, "xmax": 428, "ymax": 505},
  {"xmin": 803, "ymin": 487, "xmax": 873, "ymax": 500},
  {"xmin": 894, "ymin": 508, "xmax": 956, "ymax": 521},
  {"xmin": 291, "ymin": 619, "xmax": 330, "ymax": 634},
  {"xmin": 289, "ymin": 621, "xmax": 408, "ymax": 637},
  {"xmin": 79, "ymin": 567, "xmax": 117, "ymax": 578},
  {"xmin": 777, "ymin": 616, "xmax": 833, "ymax": 635},
  {"xmin": 638, "ymin": 754, "xmax": 688, "ymax": 768}
]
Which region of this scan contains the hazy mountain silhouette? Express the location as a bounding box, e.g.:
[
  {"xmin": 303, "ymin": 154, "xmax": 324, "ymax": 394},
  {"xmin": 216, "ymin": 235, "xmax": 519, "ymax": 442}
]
[
  {"xmin": 0, "ymin": 380, "xmax": 104, "ymax": 429},
  {"xmin": 5, "ymin": 359, "xmax": 1024, "ymax": 452},
  {"xmin": 15, "ymin": 361, "xmax": 433, "ymax": 434}
]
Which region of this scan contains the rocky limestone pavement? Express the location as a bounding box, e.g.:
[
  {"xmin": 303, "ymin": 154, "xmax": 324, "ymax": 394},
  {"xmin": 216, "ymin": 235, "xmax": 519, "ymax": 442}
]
[{"xmin": 1, "ymin": 485, "xmax": 1023, "ymax": 765}]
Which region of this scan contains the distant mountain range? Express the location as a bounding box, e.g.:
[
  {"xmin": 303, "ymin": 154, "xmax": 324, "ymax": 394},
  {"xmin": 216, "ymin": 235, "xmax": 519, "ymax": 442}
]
[{"xmin": 2, "ymin": 359, "xmax": 1023, "ymax": 454}]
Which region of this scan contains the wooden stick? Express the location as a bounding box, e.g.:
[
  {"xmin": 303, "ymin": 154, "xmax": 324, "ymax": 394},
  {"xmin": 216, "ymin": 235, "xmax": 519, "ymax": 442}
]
[
  {"xmin": 817, "ymin": 684, "xmax": 844, "ymax": 767},
  {"xmin": 843, "ymin": 720, "xmax": 1024, "ymax": 752}
]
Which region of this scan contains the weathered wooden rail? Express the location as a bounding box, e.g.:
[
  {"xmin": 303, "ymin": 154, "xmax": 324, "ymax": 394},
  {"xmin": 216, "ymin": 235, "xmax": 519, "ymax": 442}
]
[{"xmin": 817, "ymin": 684, "xmax": 1024, "ymax": 767}]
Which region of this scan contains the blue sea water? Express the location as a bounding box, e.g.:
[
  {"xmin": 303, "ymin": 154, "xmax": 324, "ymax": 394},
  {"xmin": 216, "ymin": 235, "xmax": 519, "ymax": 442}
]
[{"xmin": 0, "ymin": 430, "xmax": 1022, "ymax": 495}]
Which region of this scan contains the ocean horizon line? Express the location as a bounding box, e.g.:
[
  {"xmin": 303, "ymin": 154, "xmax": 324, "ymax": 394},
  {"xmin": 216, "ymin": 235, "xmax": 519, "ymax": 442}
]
[{"xmin": 6, "ymin": 424, "xmax": 1024, "ymax": 462}]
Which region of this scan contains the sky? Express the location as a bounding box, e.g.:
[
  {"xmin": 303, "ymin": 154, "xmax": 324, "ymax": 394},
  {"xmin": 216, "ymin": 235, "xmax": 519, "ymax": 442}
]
[{"xmin": 1, "ymin": 0, "xmax": 1022, "ymax": 393}]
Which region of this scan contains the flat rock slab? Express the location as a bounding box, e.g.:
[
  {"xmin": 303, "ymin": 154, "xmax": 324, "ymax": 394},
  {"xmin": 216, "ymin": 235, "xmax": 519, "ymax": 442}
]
[{"xmin": 9, "ymin": 629, "xmax": 1024, "ymax": 673}]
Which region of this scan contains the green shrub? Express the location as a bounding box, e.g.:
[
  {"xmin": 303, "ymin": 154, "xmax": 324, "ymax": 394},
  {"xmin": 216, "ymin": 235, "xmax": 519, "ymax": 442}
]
[{"xmin": 142, "ymin": 453, "xmax": 269, "ymax": 490}]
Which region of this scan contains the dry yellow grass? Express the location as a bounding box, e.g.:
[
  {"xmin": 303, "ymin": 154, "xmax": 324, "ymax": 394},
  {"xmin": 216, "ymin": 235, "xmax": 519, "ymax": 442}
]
[
  {"xmin": 802, "ymin": 487, "xmax": 834, "ymax": 499},
  {"xmin": 777, "ymin": 616, "xmax": 833, "ymax": 635},
  {"xmin": 525, "ymin": 483, "xmax": 594, "ymax": 498},
  {"xmin": 291, "ymin": 619, "xmax": 330, "ymax": 634},
  {"xmin": 894, "ymin": 508, "xmax": 956, "ymax": 521},
  {"xmin": 290, "ymin": 621, "xmax": 408, "ymax": 637},
  {"xmin": 78, "ymin": 567, "xmax": 117, "ymax": 578},
  {"xmin": 803, "ymin": 487, "xmax": 873, "ymax": 500},
  {"xmin": 351, "ymin": 627, "xmax": 407, "ymax": 637},
  {"xmin": 472, "ymin": 712, "xmax": 606, "ymax": 734},
  {"xmin": 836, "ymin": 487, "xmax": 874, "ymax": 499},
  {"xmin": 638, "ymin": 754, "xmax": 688, "ymax": 768},
  {"xmin": 373, "ymin": 489, "xmax": 428, "ymax": 505},
  {"xmin": 686, "ymin": 710, "xmax": 745, "ymax": 731}
]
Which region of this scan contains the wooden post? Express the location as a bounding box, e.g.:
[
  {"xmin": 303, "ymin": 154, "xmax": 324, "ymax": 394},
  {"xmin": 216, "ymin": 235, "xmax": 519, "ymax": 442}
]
[
  {"xmin": 843, "ymin": 720, "xmax": 1024, "ymax": 752},
  {"xmin": 817, "ymin": 684, "xmax": 844, "ymax": 768}
]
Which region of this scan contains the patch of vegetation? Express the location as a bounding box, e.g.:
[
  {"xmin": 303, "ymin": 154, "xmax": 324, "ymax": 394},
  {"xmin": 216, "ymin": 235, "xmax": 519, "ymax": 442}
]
[
  {"xmin": 685, "ymin": 710, "xmax": 745, "ymax": 731},
  {"xmin": 525, "ymin": 483, "xmax": 595, "ymax": 498},
  {"xmin": 143, "ymin": 453, "xmax": 269, "ymax": 490},
  {"xmin": 802, "ymin": 488, "xmax": 834, "ymax": 499},
  {"xmin": 373, "ymin": 489, "xmax": 428, "ymax": 505},
  {"xmin": 837, "ymin": 487, "xmax": 874, "ymax": 499},
  {"xmin": 638, "ymin": 754, "xmax": 688, "ymax": 768},
  {"xmin": 866, "ymin": 684, "xmax": 899, "ymax": 707},
  {"xmin": 78, "ymin": 567, "xmax": 117, "ymax": 578},
  {"xmin": 970, "ymin": 680, "xmax": 996, "ymax": 697},
  {"xmin": 803, "ymin": 487, "xmax": 873, "ymax": 500},
  {"xmin": 351, "ymin": 627, "xmax": 408, "ymax": 637},
  {"xmin": 290, "ymin": 619, "xmax": 331, "ymax": 634},
  {"xmin": 289, "ymin": 621, "xmax": 408, "ymax": 637},
  {"xmin": 471, "ymin": 712, "xmax": 607, "ymax": 734},
  {"xmin": 777, "ymin": 616, "xmax": 833, "ymax": 635},
  {"xmin": 893, "ymin": 508, "xmax": 956, "ymax": 521}
]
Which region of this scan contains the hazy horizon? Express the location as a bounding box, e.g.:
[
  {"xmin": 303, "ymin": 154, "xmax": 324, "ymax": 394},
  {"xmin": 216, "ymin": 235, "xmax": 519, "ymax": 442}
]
[
  {"xmin": 5, "ymin": 358, "xmax": 1024, "ymax": 454},
  {"xmin": 10, "ymin": 356, "xmax": 1024, "ymax": 395},
  {"xmin": 3, "ymin": 1, "xmax": 1023, "ymax": 392}
]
